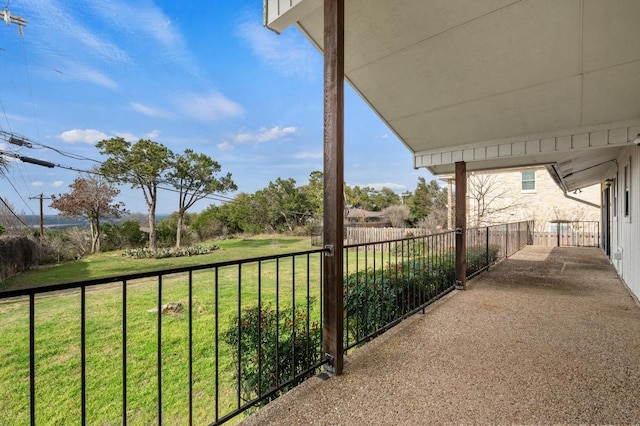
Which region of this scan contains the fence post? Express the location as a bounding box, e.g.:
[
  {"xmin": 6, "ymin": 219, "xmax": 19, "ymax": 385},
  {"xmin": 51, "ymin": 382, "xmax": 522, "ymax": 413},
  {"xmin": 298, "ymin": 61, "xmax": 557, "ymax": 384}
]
[
  {"xmin": 485, "ymin": 226, "xmax": 489, "ymax": 268},
  {"xmin": 505, "ymin": 223, "xmax": 509, "ymax": 256}
]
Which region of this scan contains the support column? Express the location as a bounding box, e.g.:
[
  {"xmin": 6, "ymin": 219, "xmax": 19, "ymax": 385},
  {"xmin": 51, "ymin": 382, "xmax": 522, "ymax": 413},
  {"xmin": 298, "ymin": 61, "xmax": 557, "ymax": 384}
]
[
  {"xmin": 447, "ymin": 178, "xmax": 453, "ymax": 230},
  {"xmin": 322, "ymin": 0, "xmax": 344, "ymax": 375},
  {"xmin": 455, "ymin": 162, "xmax": 467, "ymax": 289}
]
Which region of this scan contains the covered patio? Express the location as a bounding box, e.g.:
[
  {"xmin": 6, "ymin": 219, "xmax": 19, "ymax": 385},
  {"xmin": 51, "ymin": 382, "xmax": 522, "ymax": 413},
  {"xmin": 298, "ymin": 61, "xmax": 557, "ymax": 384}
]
[{"xmin": 243, "ymin": 245, "xmax": 640, "ymax": 424}]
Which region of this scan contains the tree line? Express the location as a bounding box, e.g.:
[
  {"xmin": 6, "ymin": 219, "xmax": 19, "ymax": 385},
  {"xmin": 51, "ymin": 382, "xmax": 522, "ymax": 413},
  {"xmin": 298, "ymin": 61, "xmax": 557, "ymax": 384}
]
[{"xmin": 25, "ymin": 137, "xmax": 449, "ymax": 258}]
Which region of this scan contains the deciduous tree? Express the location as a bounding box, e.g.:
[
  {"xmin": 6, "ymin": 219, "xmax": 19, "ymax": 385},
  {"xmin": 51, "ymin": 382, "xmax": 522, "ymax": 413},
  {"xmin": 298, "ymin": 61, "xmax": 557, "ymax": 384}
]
[
  {"xmin": 97, "ymin": 137, "xmax": 172, "ymax": 251},
  {"xmin": 50, "ymin": 172, "xmax": 127, "ymax": 254},
  {"xmin": 382, "ymin": 204, "xmax": 411, "ymax": 228},
  {"xmin": 166, "ymin": 149, "xmax": 237, "ymax": 247}
]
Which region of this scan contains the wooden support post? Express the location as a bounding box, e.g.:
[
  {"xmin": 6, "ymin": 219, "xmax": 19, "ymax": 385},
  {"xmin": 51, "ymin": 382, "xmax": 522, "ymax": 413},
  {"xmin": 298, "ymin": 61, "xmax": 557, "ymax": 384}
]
[
  {"xmin": 455, "ymin": 162, "xmax": 467, "ymax": 289},
  {"xmin": 322, "ymin": 0, "xmax": 344, "ymax": 375},
  {"xmin": 447, "ymin": 178, "xmax": 453, "ymax": 230}
]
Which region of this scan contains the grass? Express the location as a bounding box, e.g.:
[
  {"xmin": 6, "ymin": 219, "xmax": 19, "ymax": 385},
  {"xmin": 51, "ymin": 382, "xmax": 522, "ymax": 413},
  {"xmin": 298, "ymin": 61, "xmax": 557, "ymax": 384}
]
[
  {"xmin": 1, "ymin": 236, "xmax": 312, "ymax": 291},
  {"xmin": 0, "ymin": 235, "xmax": 423, "ymax": 425},
  {"xmin": 0, "ymin": 236, "xmax": 327, "ymax": 425}
]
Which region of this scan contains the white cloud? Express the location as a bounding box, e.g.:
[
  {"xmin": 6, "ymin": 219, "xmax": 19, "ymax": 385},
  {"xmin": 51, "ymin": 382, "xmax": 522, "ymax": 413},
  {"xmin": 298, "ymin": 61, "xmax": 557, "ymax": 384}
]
[
  {"xmin": 217, "ymin": 141, "xmax": 233, "ymax": 150},
  {"xmin": 58, "ymin": 129, "xmax": 109, "ymax": 144},
  {"xmin": 115, "ymin": 132, "xmax": 138, "ymax": 142},
  {"xmin": 292, "ymin": 151, "xmax": 322, "ymax": 159},
  {"xmin": 366, "ymin": 182, "xmax": 407, "ymax": 192},
  {"xmin": 131, "ymin": 103, "xmax": 171, "ymax": 118},
  {"xmin": 177, "ymin": 92, "xmax": 244, "ymax": 123},
  {"xmin": 67, "ymin": 65, "xmax": 119, "ymax": 90},
  {"xmin": 234, "ymin": 126, "xmax": 297, "ymax": 144},
  {"xmin": 24, "ymin": 1, "xmax": 129, "ymax": 64},
  {"xmin": 85, "ymin": 0, "xmax": 197, "ymax": 73},
  {"xmin": 31, "ymin": 181, "xmax": 44, "ymax": 187},
  {"xmin": 52, "ymin": 181, "xmax": 65, "ymax": 187},
  {"xmin": 144, "ymin": 130, "xmax": 161, "ymax": 139},
  {"xmin": 237, "ymin": 20, "xmax": 316, "ymax": 78}
]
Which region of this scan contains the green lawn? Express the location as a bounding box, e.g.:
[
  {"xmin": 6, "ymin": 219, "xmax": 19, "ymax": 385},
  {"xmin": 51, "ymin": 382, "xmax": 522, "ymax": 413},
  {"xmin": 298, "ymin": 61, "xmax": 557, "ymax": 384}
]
[
  {"xmin": 1, "ymin": 236, "xmax": 314, "ymax": 291},
  {"xmin": 0, "ymin": 236, "xmax": 327, "ymax": 425},
  {"xmin": 0, "ymin": 235, "xmax": 411, "ymax": 425}
]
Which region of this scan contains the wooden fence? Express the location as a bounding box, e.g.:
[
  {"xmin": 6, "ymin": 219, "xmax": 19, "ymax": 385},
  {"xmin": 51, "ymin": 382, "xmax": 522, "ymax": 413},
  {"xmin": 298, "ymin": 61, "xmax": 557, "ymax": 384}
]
[
  {"xmin": 532, "ymin": 221, "xmax": 599, "ymax": 247},
  {"xmin": 345, "ymin": 227, "xmax": 433, "ymax": 247}
]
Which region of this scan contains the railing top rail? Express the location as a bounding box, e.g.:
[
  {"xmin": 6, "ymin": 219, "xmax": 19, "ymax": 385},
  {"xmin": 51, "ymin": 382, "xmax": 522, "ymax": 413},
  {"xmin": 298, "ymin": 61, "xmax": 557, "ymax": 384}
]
[{"xmin": 0, "ymin": 247, "xmax": 328, "ymax": 299}]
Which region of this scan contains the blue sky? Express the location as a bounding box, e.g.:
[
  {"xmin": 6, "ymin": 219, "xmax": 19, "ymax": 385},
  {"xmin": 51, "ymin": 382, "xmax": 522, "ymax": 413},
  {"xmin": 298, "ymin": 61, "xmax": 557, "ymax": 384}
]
[{"xmin": 0, "ymin": 0, "xmax": 432, "ymax": 216}]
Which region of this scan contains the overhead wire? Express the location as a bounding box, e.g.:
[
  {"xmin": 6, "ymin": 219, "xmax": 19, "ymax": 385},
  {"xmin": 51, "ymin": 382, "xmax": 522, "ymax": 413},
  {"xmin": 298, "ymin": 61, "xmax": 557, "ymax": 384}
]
[
  {"xmin": 3, "ymin": 173, "xmax": 36, "ymax": 215},
  {"xmin": 0, "ymin": 195, "xmax": 31, "ymax": 229}
]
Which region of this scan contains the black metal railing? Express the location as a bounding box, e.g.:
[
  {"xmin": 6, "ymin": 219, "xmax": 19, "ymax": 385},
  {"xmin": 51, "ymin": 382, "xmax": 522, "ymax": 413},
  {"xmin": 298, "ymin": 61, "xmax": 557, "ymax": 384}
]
[
  {"xmin": 343, "ymin": 229, "xmax": 457, "ymax": 350},
  {"xmin": 0, "ymin": 249, "xmax": 327, "ymax": 426},
  {"xmin": 0, "ymin": 220, "xmax": 534, "ymax": 425},
  {"xmin": 466, "ymin": 221, "xmax": 533, "ymax": 279},
  {"xmin": 343, "ymin": 220, "xmax": 533, "ymax": 349}
]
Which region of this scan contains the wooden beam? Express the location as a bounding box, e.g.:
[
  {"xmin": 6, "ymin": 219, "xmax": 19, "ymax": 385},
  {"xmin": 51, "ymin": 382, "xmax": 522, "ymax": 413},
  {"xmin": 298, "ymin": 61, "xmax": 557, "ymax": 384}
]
[
  {"xmin": 455, "ymin": 161, "xmax": 467, "ymax": 289},
  {"xmin": 322, "ymin": 0, "xmax": 344, "ymax": 375}
]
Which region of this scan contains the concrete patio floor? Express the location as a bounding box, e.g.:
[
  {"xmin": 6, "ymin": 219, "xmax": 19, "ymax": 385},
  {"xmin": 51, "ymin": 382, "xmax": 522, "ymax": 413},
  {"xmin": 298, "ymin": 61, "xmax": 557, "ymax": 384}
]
[{"xmin": 242, "ymin": 246, "xmax": 640, "ymax": 425}]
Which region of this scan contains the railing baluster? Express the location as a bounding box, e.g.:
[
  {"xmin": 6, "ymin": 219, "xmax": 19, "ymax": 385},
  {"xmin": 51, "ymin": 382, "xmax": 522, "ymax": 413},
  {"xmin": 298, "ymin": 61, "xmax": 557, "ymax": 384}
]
[
  {"xmin": 236, "ymin": 264, "xmax": 241, "ymax": 410},
  {"xmin": 306, "ymin": 253, "xmax": 311, "ymax": 373},
  {"xmin": 81, "ymin": 286, "xmax": 86, "ymax": 426},
  {"xmin": 214, "ymin": 267, "xmax": 219, "ymax": 423},
  {"xmin": 157, "ymin": 275, "xmax": 162, "ymax": 425},
  {"xmin": 275, "ymin": 258, "xmax": 280, "ymax": 387},
  {"xmin": 188, "ymin": 271, "xmax": 193, "ymax": 426},
  {"xmin": 122, "ymin": 279, "xmax": 127, "ymax": 426},
  {"xmin": 257, "ymin": 261, "xmax": 262, "ymax": 398},
  {"xmin": 291, "ymin": 256, "xmax": 296, "ymax": 381},
  {"xmin": 29, "ymin": 293, "xmax": 35, "ymax": 426}
]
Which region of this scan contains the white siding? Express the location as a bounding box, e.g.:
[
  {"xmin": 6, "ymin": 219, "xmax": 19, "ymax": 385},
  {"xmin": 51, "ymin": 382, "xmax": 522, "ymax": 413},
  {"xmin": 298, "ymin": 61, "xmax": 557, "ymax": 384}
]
[
  {"xmin": 609, "ymin": 145, "xmax": 640, "ymax": 300},
  {"xmin": 264, "ymin": 0, "xmax": 320, "ymax": 34}
]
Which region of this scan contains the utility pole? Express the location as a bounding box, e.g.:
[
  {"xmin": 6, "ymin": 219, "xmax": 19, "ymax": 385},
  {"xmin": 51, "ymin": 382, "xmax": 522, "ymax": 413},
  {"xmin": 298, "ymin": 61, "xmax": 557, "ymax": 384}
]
[
  {"xmin": 1, "ymin": 8, "xmax": 27, "ymax": 36},
  {"xmin": 29, "ymin": 193, "xmax": 50, "ymax": 240}
]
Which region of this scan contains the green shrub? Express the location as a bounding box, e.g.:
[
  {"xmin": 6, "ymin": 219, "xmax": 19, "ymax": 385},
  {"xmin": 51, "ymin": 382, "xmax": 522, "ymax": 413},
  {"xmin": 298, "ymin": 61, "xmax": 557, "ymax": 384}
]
[
  {"xmin": 344, "ymin": 255, "xmax": 455, "ymax": 341},
  {"xmin": 101, "ymin": 220, "xmax": 148, "ymax": 251},
  {"xmin": 466, "ymin": 244, "xmax": 500, "ymax": 276},
  {"xmin": 222, "ymin": 303, "xmax": 322, "ymax": 405},
  {"xmin": 122, "ymin": 244, "xmax": 219, "ymax": 259}
]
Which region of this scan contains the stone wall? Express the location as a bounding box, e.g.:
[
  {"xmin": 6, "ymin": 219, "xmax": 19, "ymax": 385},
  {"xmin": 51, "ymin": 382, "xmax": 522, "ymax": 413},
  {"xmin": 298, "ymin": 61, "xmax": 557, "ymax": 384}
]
[{"xmin": 467, "ymin": 166, "xmax": 601, "ymax": 232}]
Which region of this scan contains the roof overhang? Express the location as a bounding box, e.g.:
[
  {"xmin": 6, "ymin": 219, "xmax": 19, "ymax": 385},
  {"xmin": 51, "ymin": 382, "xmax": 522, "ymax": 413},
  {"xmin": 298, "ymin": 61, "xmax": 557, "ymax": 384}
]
[{"xmin": 265, "ymin": 0, "xmax": 640, "ymax": 192}]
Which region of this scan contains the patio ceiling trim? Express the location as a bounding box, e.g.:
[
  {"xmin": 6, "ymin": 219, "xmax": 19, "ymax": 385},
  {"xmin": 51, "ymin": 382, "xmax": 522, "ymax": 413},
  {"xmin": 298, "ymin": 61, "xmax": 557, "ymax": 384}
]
[{"xmin": 416, "ymin": 119, "xmax": 640, "ymax": 175}]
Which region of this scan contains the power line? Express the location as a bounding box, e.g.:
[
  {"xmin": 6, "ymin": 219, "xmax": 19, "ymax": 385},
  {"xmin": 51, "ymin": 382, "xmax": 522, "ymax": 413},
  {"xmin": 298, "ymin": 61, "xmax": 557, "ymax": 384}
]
[
  {"xmin": 3, "ymin": 173, "xmax": 35, "ymax": 215},
  {"xmin": 0, "ymin": 196, "xmax": 30, "ymax": 229}
]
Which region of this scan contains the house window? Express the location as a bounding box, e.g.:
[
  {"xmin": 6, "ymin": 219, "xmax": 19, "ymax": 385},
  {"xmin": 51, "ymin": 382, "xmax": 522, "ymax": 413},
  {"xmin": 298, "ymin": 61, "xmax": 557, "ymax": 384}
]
[
  {"xmin": 521, "ymin": 171, "xmax": 535, "ymax": 191},
  {"xmin": 624, "ymin": 160, "xmax": 631, "ymax": 218}
]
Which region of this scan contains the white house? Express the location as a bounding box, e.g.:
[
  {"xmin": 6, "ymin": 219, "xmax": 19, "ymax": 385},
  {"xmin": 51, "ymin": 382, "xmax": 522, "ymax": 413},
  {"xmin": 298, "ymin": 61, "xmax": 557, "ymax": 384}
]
[{"xmin": 265, "ymin": 1, "xmax": 640, "ymax": 312}]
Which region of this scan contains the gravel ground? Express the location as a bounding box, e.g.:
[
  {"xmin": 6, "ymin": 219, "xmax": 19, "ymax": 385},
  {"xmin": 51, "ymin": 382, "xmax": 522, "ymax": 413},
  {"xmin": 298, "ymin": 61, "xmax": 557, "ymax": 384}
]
[{"xmin": 241, "ymin": 246, "xmax": 640, "ymax": 425}]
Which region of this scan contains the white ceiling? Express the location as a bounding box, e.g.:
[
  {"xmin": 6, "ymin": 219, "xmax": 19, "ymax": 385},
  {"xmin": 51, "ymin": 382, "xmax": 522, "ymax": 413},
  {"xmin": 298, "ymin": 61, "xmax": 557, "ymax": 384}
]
[{"xmin": 265, "ymin": 0, "xmax": 640, "ymax": 191}]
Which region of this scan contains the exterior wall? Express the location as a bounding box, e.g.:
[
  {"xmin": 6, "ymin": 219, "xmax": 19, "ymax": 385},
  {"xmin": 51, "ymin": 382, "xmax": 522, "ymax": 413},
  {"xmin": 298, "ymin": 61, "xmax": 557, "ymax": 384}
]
[
  {"xmin": 608, "ymin": 145, "xmax": 640, "ymax": 301},
  {"xmin": 466, "ymin": 166, "xmax": 601, "ymax": 233}
]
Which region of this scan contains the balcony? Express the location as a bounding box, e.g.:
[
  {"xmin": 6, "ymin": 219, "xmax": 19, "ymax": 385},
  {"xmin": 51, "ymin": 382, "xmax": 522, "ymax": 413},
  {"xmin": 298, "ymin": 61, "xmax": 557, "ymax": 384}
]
[
  {"xmin": 2, "ymin": 221, "xmax": 638, "ymax": 424},
  {"xmin": 243, "ymin": 244, "xmax": 640, "ymax": 425}
]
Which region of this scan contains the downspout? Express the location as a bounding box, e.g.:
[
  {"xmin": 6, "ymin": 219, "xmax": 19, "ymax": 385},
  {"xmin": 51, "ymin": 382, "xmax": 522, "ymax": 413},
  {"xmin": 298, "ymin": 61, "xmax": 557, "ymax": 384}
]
[{"xmin": 562, "ymin": 192, "xmax": 600, "ymax": 209}]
